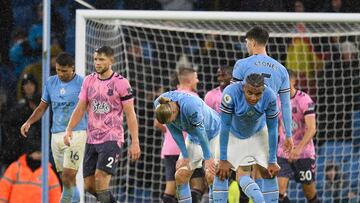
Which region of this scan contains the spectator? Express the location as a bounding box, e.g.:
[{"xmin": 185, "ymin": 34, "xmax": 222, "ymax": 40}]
[
  {"xmin": 322, "ymin": 0, "xmax": 350, "ymax": 12},
  {"xmin": 0, "ymin": 140, "xmax": 61, "ymax": 203},
  {"xmin": 9, "ymin": 24, "xmax": 42, "ymax": 76},
  {"xmin": 16, "ymin": 45, "xmax": 62, "ymax": 101},
  {"xmin": 1, "ymin": 74, "xmax": 41, "ymax": 167},
  {"xmin": 323, "ymin": 164, "xmax": 357, "ymax": 202}
]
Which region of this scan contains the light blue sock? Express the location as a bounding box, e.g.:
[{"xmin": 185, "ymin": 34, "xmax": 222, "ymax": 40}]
[
  {"xmin": 177, "ymin": 183, "xmax": 192, "ymax": 203},
  {"xmin": 239, "ymin": 176, "xmax": 264, "ymax": 203},
  {"xmin": 71, "ymin": 186, "xmax": 80, "ymax": 203},
  {"xmin": 208, "ymin": 184, "xmax": 213, "ymax": 203},
  {"xmin": 60, "ymin": 186, "xmax": 73, "ymax": 203},
  {"xmin": 261, "ymin": 178, "xmax": 279, "ymax": 203},
  {"xmin": 212, "ymin": 176, "xmax": 228, "ymax": 203}
]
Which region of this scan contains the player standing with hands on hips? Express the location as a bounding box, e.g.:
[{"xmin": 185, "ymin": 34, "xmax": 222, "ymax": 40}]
[{"xmin": 64, "ymin": 46, "xmax": 141, "ymax": 203}]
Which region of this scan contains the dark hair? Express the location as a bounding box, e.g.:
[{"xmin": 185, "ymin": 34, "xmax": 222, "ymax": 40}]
[
  {"xmin": 245, "ymin": 26, "xmax": 269, "ymax": 45},
  {"xmin": 246, "ymin": 73, "xmax": 264, "ymax": 87},
  {"xmin": 21, "ymin": 74, "xmax": 38, "ymax": 89},
  {"xmin": 95, "ymin": 46, "xmax": 115, "ymax": 57},
  {"xmin": 219, "ymin": 66, "xmax": 233, "ymax": 75},
  {"xmin": 56, "ymin": 52, "xmax": 75, "ymax": 67}
]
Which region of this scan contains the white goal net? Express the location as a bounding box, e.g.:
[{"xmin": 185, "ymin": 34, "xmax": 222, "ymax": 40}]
[{"xmin": 76, "ymin": 11, "xmax": 360, "ymax": 202}]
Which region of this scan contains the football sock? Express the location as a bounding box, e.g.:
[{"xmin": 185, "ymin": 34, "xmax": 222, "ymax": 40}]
[
  {"xmin": 213, "ymin": 176, "xmax": 229, "ymax": 203},
  {"xmin": 239, "ymin": 176, "xmax": 264, "ymax": 203},
  {"xmin": 177, "ymin": 183, "xmax": 192, "ymax": 203}
]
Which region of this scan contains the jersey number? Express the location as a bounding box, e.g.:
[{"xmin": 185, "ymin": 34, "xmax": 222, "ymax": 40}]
[
  {"xmin": 106, "ymin": 157, "xmax": 114, "ymax": 168},
  {"xmin": 70, "ymin": 151, "xmax": 79, "ymax": 161},
  {"xmin": 299, "ymin": 170, "xmax": 312, "ymax": 181}
]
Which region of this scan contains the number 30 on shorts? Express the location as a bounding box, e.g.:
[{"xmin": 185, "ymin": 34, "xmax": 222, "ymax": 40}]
[{"xmin": 299, "ymin": 170, "xmax": 312, "ymax": 181}]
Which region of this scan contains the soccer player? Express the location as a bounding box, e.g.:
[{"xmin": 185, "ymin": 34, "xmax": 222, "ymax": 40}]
[
  {"xmin": 232, "ymin": 26, "xmax": 293, "ymax": 202},
  {"xmin": 154, "ymin": 91, "xmax": 220, "ymax": 203},
  {"xmin": 20, "ymin": 52, "xmax": 86, "ymax": 203},
  {"xmin": 155, "ymin": 67, "xmax": 206, "ymax": 203},
  {"xmin": 232, "ymin": 26, "xmax": 293, "ymax": 153},
  {"xmin": 204, "ymin": 66, "xmax": 233, "ymax": 113},
  {"xmin": 277, "ymin": 70, "xmax": 319, "ymax": 203},
  {"xmin": 214, "ymin": 73, "xmax": 280, "ymax": 203},
  {"xmin": 64, "ymin": 46, "xmax": 141, "ymax": 203}
]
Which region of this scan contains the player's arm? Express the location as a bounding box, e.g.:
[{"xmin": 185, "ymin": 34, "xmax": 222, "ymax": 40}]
[
  {"xmin": 187, "ymin": 124, "xmax": 212, "ymax": 160},
  {"xmin": 167, "ymin": 124, "xmax": 189, "ymax": 158},
  {"xmin": 219, "ymin": 112, "xmax": 231, "ymax": 160},
  {"xmin": 66, "ymin": 100, "xmax": 87, "ymax": 132},
  {"xmin": 279, "ymin": 91, "xmax": 292, "ymax": 137},
  {"xmin": 266, "ymin": 115, "xmax": 279, "ymax": 164},
  {"xmin": 21, "ymin": 100, "xmax": 49, "ymax": 137},
  {"xmin": 64, "ymin": 100, "xmax": 87, "ymax": 146},
  {"xmin": 297, "ymin": 114, "xmax": 316, "ymax": 152},
  {"xmin": 123, "ymin": 101, "xmax": 141, "ymax": 160}
]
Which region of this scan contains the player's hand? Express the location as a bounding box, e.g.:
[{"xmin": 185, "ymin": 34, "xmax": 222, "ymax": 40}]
[
  {"xmin": 216, "ymin": 160, "xmax": 232, "ymax": 181},
  {"xmin": 64, "ymin": 130, "xmax": 73, "ymax": 146},
  {"xmin": 20, "ymin": 122, "xmax": 31, "ymax": 137},
  {"xmin": 289, "ymin": 146, "xmax": 302, "ymax": 162},
  {"xmin": 283, "ymin": 137, "xmax": 294, "ymax": 154},
  {"xmin": 176, "ymin": 158, "xmax": 191, "ymax": 171},
  {"xmin": 267, "ymin": 163, "xmax": 281, "ymax": 178},
  {"xmin": 128, "ymin": 142, "xmax": 141, "ymax": 161},
  {"xmin": 204, "ymin": 158, "xmax": 216, "ymax": 178}
]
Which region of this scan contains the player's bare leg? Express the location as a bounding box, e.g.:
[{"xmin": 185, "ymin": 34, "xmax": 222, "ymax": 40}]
[
  {"xmin": 94, "ymin": 169, "xmax": 112, "ymax": 203},
  {"xmin": 190, "ymin": 176, "xmax": 206, "ymax": 203},
  {"xmin": 302, "ymin": 182, "xmax": 319, "ymax": 203},
  {"xmin": 175, "ymin": 167, "xmax": 193, "ymax": 203},
  {"xmin": 163, "ymin": 180, "xmax": 177, "ymax": 203},
  {"xmin": 278, "ymin": 177, "xmax": 290, "ymax": 203},
  {"xmin": 254, "ymin": 164, "xmax": 279, "ymax": 203},
  {"xmin": 60, "ymin": 168, "xmax": 78, "ymax": 203}
]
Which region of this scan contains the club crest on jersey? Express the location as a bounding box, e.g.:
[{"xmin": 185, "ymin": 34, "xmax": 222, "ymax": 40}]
[
  {"xmin": 60, "ymin": 88, "xmax": 66, "ymax": 95},
  {"xmin": 107, "ymin": 89, "xmax": 113, "ymax": 96},
  {"xmin": 247, "ymin": 110, "xmax": 255, "ymax": 116},
  {"xmin": 223, "ymin": 94, "xmax": 232, "ymax": 104},
  {"xmin": 92, "ymin": 100, "xmax": 110, "ymax": 114}
]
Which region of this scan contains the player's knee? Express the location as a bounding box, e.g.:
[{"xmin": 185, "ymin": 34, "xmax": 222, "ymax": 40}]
[
  {"xmin": 61, "ymin": 170, "xmax": 77, "ymax": 187},
  {"xmin": 175, "ymin": 168, "xmax": 192, "ymax": 185}
]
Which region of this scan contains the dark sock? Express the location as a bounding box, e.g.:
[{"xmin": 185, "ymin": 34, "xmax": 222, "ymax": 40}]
[
  {"xmin": 240, "ymin": 187, "xmax": 249, "ymax": 203},
  {"xmin": 97, "ymin": 190, "xmax": 111, "ymax": 203},
  {"xmin": 162, "ymin": 193, "xmax": 178, "ymax": 203},
  {"xmin": 191, "ymin": 189, "xmax": 203, "ymax": 203},
  {"xmin": 279, "ymin": 193, "xmax": 291, "ymax": 203},
  {"xmin": 309, "ymin": 194, "xmax": 320, "ymax": 203}
]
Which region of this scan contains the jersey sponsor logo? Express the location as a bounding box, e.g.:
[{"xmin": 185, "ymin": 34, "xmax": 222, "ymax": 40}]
[
  {"xmin": 92, "ymin": 100, "xmax": 111, "ymax": 114},
  {"xmin": 60, "ymin": 87, "xmax": 66, "ymax": 95},
  {"xmin": 223, "ymin": 94, "xmax": 232, "ymax": 104}
]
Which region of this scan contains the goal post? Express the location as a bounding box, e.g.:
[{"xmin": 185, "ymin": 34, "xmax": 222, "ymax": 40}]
[{"xmin": 76, "ymin": 10, "xmax": 360, "ymax": 202}]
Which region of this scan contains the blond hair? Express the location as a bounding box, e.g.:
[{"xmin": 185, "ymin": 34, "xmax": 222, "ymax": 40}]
[{"xmin": 155, "ymin": 97, "xmax": 173, "ymax": 124}]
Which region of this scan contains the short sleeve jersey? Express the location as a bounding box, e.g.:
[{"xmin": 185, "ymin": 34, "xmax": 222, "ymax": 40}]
[{"xmin": 79, "ymin": 72, "xmax": 133, "ymax": 146}]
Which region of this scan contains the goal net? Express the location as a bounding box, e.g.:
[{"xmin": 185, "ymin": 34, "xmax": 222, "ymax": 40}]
[{"xmin": 76, "ymin": 11, "xmax": 360, "ymax": 202}]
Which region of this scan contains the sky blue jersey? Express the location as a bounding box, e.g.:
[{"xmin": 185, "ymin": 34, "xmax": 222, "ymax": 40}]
[
  {"xmin": 233, "ymin": 54, "xmax": 292, "ymax": 137},
  {"xmin": 219, "ymin": 82, "xmax": 279, "ymax": 163},
  {"xmin": 154, "ymin": 91, "xmax": 220, "ymax": 159},
  {"xmin": 42, "ymin": 74, "xmax": 87, "ymax": 133}
]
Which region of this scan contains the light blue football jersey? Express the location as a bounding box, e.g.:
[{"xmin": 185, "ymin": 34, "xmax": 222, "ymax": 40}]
[
  {"xmin": 219, "ymin": 82, "xmax": 279, "ymax": 163},
  {"xmin": 154, "ymin": 91, "xmax": 220, "ymax": 159},
  {"xmin": 220, "ymin": 82, "xmax": 278, "ymax": 139},
  {"xmin": 42, "ymin": 74, "xmax": 87, "ymax": 133},
  {"xmin": 233, "ymin": 54, "xmax": 292, "ymax": 137}
]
